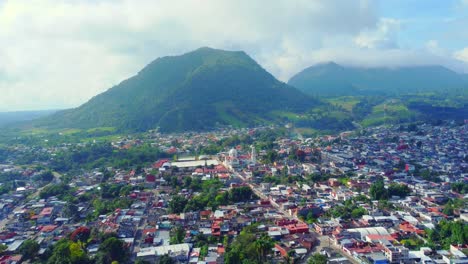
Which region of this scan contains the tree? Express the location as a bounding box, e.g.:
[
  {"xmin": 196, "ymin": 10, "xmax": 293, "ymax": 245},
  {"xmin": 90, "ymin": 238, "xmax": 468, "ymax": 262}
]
[
  {"xmin": 70, "ymin": 226, "xmax": 91, "ymax": 249},
  {"xmin": 388, "ymin": 183, "xmax": 411, "ymax": 198},
  {"xmin": 170, "ymin": 226, "xmax": 185, "ymax": 244},
  {"xmin": 135, "ymin": 259, "xmax": 151, "ymax": 264},
  {"xmin": 253, "ymin": 235, "xmax": 274, "ymax": 263},
  {"xmin": 425, "ymin": 220, "xmax": 468, "ymax": 250},
  {"xmin": 158, "ymin": 254, "xmax": 175, "ymax": 264},
  {"xmin": 69, "ymin": 242, "xmax": 89, "ymax": 263},
  {"xmin": 168, "ymin": 195, "xmax": 188, "ymax": 214},
  {"xmin": 63, "ymin": 202, "xmax": 79, "ymax": 220},
  {"xmin": 38, "ymin": 170, "xmax": 54, "ymax": 182},
  {"xmin": 47, "ymin": 239, "xmax": 72, "ymax": 264},
  {"xmin": 19, "ymin": 239, "xmax": 40, "ymax": 260},
  {"xmin": 369, "ymin": 179, "xmax": 387, "ymax": 200},
  {"xmin": 308, "ymin": 253, "xmax": 327, "ymax": 264},
  {"xmin": 0, "ymin": 244, "xmax": 7, "ymax": 254},
  {"xmin": 351, "ymin": 207, "xmax": 367, "ymax": 219},
  {"xmin": 442, "ymin": 201, "xmax": 454, "ymax": 216},
  {"xmin": 228, "ymin": 186, "xmax": 254, "ymax": 202},
  {"xmin": 264, "ymin": 150, "xmax": 278, "ymax": 164},
  {"xmin": 98, "ymin": 237, "xmax": 129, "ymax": 263},
  {"xmin": 224, "ymin": 250, "xmax": 241, "ymax": 264}
]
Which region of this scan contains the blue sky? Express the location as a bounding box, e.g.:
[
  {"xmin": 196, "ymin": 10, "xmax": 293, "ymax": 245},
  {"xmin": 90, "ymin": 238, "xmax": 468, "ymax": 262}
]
[
  {"xmin": 378, "ymin": 0, "xmax": 467, "ymax": 49},
  {"xmin": 0, "ymin": 0, "xmax": 467, "ymax": 111}
]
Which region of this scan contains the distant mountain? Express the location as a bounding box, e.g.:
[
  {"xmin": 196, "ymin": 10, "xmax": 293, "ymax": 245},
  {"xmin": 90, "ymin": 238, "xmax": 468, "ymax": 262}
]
[
  {"xmin": 38, "ymin": 47, "xmax": 320, "ymax": 132},
  {"xmin": 288, "ymin": 62, "xmax": 468, "ymax": 96},
  {"xmin": 0, "ymin": 110, "xmax": 58, "ymax": 127}
]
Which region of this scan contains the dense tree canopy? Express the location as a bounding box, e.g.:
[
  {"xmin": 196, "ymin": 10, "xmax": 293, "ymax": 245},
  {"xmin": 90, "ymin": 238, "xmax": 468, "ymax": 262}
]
[
  {"xmin": 369, "ymin": 179, "xmax": 411, "ymax": 200},
  {"xmin": 425, "ymin": 220, "xmax": 468, "ymax": 249},
  {"xmin": 19, "ymin": 239, "xmax": 40, "ymax": 261}
]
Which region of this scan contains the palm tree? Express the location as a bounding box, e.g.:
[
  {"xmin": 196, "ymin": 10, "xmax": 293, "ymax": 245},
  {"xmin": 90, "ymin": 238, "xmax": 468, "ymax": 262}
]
[{"xmin": 254, "ymin": 235, "xmax": 274, "ymax": 263}]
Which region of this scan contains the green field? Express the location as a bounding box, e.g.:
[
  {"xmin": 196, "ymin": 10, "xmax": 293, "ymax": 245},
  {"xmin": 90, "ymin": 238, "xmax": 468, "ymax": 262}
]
[{"xmin": 326, "ymin": 96, "xmax": 361, "ymax": 112}]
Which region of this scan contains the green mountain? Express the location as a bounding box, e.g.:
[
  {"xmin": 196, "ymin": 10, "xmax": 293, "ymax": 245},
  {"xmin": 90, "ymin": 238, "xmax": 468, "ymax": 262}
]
[
  {"xmin": 288, "ymin": 62, "xmax": 468, "ymax": 96},
  {"xmin": 38, "ymin": 47, "xmax": 320, "ymax": 132}
]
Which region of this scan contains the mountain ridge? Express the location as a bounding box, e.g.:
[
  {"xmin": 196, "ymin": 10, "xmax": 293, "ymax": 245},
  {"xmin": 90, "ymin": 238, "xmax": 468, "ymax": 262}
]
[
  {"xmin": 288, "ymin": 62, "xmax": 468, "ymax": 97},
  {"xmin": 37, "ymin": 47, "xmax": 320, "ymax": 132}
]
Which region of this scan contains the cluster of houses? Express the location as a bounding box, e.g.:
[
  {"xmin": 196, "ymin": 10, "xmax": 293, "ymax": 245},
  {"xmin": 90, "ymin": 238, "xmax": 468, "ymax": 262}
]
[{"xmin": 0, "ymin": 122, "xmax": 466, "ymax": 263}]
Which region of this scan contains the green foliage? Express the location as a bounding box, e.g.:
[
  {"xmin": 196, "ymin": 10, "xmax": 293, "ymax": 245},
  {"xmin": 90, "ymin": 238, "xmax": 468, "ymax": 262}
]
[
  {"xmin": 451, "ymin": 182, "xmax": 468, "ymax": 194},
  {"xmin": 289, "ymin": 63, "xmax": 468, "ymax": 97},
  {"xmin": 308, "ymin": 253, "xmax": 327, "ymax": 264},
  {"xmin": 387, "ymin": 183, "xmax": 411, "ymax": 198},
  {"xmin": 170, "ymin": 226, "xmax": 185, "ymax": 245},
  {"xmin": 99, "ymin": 183, "xmax": 134, "ymax": 199},
  {"xmin": 184, "ymin": 185, "xmax": 256, "ymax": 213},
  {"xmin": 443, "ymin": 201, "xmax": 455, "ymax": 216},
  {"xmin": 401, "ymin": 237, "xmax": 425, "ymax": 250},
  {"xmin": 369, "ymin": 179, "xmax": 411, "ymax": 200},
  {"xmin": 225, "ymin": 227, "xmax": 274, "ymax": 264},
  {"xmin": 369, "ymin": 179, "xmax": 386, "ymax": 200},
  {"xmin": 228, "ymin": 186, "xmax": 254, "ymax": 203},
  {"xmin": 46, "ymin": 238, "xmax": 91, "ymax": 264},
  {"xmin": 19, "ymin": 239, "xmax": 40, "ymax": 260},
  {"xmin": 0, "ymin": 243, "xmax": 7, "ymax": 253},
  {"xmin": 39, "ymin": 47, "xmax": 320, "ymax": 133},
  {"xmin": 425, "ymin": 220, "xmax": 468, "ymax": 249},
  {"xmin": 33, "ymin": 170, "xmax": 54, "ymax": 182},
  {"xmin": 39, "ymin": 183, "xmax": 71, "ymax": 199},
  {"xmin": 97, "ymin": 237, "xmax": 129, "ymax": 264},
  {"xmin": 135, "ymin": 259, "xmax": 151, "ymax": 264},
  {"xmin": 158, "ymin": 254, "xmax": 175, "ymax": 264},
  {"xmin": 50, "ymin": 142, "xmax": 168, "ymax": 172},
  {"xmin": 263, "ymin": 150, "xmax": 278, "ymax": 164},
  {"xmin": 0, "ymin": 171, "xmax": 27, "ymax": 195},
  {"xmin": 168, "ymin": 195, "xmax": 188, "ymax": 214},
  {"xmin": 200, "ymin": 245, "xmax": 209, "ymax": 259},
  {"xmin": 91, "ymin": 197, "xmax": 133, "ymax": 218},
  {"xmin": 326, "ymin": 199, "xmax": 367, "ymax": 220}
]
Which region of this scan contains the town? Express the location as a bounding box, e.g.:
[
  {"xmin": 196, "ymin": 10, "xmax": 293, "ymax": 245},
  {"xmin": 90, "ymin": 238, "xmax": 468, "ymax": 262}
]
[{"xmin": 0, "ymin": 121, "xmax": 466, "ymax": 264}]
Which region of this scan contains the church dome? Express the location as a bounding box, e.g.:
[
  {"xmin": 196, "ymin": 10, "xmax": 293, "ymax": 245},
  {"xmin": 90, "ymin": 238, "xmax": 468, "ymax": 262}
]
[{"xmin": 228, "ymin": 148, "xmax": 238, "ymax": 158}]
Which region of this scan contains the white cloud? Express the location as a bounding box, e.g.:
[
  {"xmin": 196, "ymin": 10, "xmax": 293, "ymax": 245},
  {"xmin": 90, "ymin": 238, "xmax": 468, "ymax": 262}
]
[
  {"xmin": 454, "ymin": 47, "xmax": 468, "ymax": 63},
  {"xmin": 0, "ymin": 0, "xmax": 466, "ymax": 111},
  {"xmin": 354, "ymin": 18, "xmax": 401, "ymax": 49}
]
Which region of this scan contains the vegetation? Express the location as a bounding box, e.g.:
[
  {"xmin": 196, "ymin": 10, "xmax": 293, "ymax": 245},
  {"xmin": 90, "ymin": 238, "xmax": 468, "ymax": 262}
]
[
  {"xmin": 19, "ymin": 239, "xmax": 40, "ymax": 261},
  {"xmin": 225, "ymin": 225, "xmax": 275, "ymax": 264},
  {"xmin": 425, "ymin": 220, "xmax": 468, "ymax": 249},
  {"xmin": 50, "ymin": 142, "xmax": 169, "ymax": 172},
  {"xmin": 326, "ymin": 199, "xmax": 367, "ymax": 220},
  {"xmin": 168, "ymin": 181, "xmax": 256, "ymax": 213},
  {"xmin": 369, "ymin": 179, "xmax": 411, "ymax": 200},
  {"xmin": 44, "ymin": 231, "xmax": 129, "ymax": 264},
  {"xmin": 289, "ymin": 62, "xmax": 468, "ymax": 97},
  {"xmin": 308, "ymin": 253, "xmax": 328, "ymax": 264},
  {"xmin": 38, "ymin": 47, "xmax": 321, "ymax": 133},
  {"xmin": 451, "ymin": 182, "xmax": 468, "ymax": 194}
]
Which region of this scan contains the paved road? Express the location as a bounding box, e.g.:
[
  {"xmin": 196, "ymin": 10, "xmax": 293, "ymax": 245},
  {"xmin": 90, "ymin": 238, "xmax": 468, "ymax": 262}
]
[
  {"xmin": 0, "ymin": 171, "xmax": 62, "ymax": 230},
  {"xmin": 313, "ymin": 236, "xmax": 361, "ymax": 264},
  {"xmin": 231, "ymin": 170, "xmax": 297, "ymax": 220},
  {"xmin": 230, "ymin": 168, "xmax": 360, "ymax": 264}
]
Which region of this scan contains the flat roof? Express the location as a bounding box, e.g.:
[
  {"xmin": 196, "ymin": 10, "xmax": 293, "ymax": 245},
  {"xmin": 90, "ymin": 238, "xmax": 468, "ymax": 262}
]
[
  {"xmin": 136, "ymin": 243, "xmax": 191, "ymax": 257},
  {"xmin": 171, "ymin": 159, "xmax": 219, "ymax": 168}
]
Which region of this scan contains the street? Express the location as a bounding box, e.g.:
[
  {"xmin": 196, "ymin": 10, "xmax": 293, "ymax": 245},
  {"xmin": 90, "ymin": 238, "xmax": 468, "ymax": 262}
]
[
  {"xmin": 0, "ymin": 171, "xmax": 62, "ymax": 230},
  {"xmin": 230, "ymin": 168, "xmax": 360, "ymax": 264}
]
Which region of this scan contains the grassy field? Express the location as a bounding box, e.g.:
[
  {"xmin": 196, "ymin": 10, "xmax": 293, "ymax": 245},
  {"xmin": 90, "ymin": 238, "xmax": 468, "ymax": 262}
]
[
  {"xmin": 325, "ymin": 96, "xmax": 361, "ymax": 112},
  {"xmin": 361, "ymin": 100, "xmax": 416, "ymax": 127}
]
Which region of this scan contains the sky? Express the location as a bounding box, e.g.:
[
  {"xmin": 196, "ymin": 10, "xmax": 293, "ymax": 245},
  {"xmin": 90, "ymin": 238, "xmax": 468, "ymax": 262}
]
[{"xmin": 0, "ymin": 0, "xmax": 467, "ymax": 111}]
